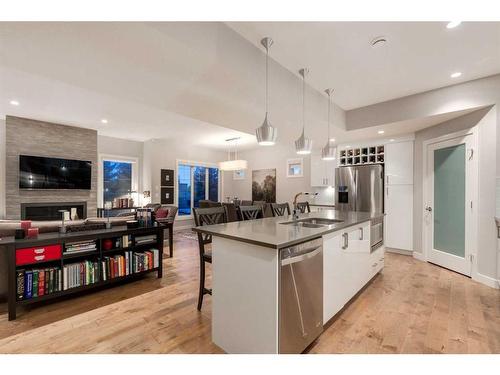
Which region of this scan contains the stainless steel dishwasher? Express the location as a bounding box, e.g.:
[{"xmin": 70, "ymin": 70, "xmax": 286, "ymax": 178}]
[{"xmin": 279, "ymin": 237, "xmax": 323, "ymax": 353}]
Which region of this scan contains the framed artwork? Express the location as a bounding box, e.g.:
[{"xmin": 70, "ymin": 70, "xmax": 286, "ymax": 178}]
[
  {"xmin": 252, "ymin": 168, "xmax": 276, "ymax": 203},
  {"xmin": 160, "ymin": 187, "xmax": 174, "ymax": 204},
  {"xmin": 233, "ymin": 169, "xmax": 245, "ymax": 180},
  {"xmin": 286, "ymin": 158, "xmax": 304, "ymax": 178},
  {"xmin": 161, "ymin": 169, "xmax": 174, "ymax": 187}
]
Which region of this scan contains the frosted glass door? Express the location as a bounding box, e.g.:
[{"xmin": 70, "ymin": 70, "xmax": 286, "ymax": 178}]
[
  {"xmin": 426, "ymin": 133, "xmax": 473, "ymax": 277},
  {"xmin": 433, "ymin": 144, "xmax": 465, "ymax": 257}
]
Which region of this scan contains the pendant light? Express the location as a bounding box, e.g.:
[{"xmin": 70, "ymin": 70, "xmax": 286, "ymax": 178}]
[
  {"xmin": 255, "ymin": 37, "xmax": 278, "ymax": 146},
  {"xmin": 295, "ymin": 68, "xmax": 313, "ymax": 155},
  {"xmin": 218, "ymin": 137, "xmax": 248, "ymax": 171},
  {"xmin": 321, "ymin": 89, "xmax": 336, "ymax": 160}
]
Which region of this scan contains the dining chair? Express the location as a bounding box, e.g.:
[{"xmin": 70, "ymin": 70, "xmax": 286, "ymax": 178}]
[
  {"xmin": 237, "ymin": 205, "xmax": 264, "ymax": 221},
  {"xmin": 296, "ymin": 201, "xmax": 311, "ymax": 213},
  {"xmin": 192, "ymin": 206, "xmax": 228, "ymax": 310},
  {"xmin": 271, "ymin": 202, "xmax": 291, "ymax": 217}
]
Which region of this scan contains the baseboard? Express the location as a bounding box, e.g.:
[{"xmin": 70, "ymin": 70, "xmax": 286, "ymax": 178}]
[
  {"xmin": 385, "ymin": 248, "xmax": 412, "ymax": 256},
  {"xmin": 412, "ymin": 251, "xmax": 426, "ymax": 262},
  {"xmin": 473, "ymin": 272, "xmax": 500, "ymax": 289}
]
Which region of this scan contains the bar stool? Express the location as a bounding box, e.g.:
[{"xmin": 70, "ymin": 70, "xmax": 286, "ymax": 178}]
[
  {"xmin": 193, "ymin": 206, "xmax": 228, "ymax": 310},
  {"xmin": 237, "ymin": 205, "xmax": 264, "ymax": 221},
  {"xmin": 296, "ymin": 201, "xmax": 311, "ymax": 213},
  {"xmin": 271, "ymin": 202, "xmax": 291, "ymax": 216}
]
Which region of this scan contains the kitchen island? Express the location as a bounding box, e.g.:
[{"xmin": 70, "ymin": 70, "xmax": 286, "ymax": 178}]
[{"xmin": 193, "ymin": 210, "xmax": 385, "ymax": 354}]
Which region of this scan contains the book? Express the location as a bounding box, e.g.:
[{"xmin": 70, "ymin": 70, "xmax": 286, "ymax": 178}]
[
  {"xmin": 16, "ymin": 269, "xmax": 25, "ymax": 300},
  {"xmin": 39, "ymin": 269, "xmax": 45, "ymax": 296},
  {"xmin": 32, "ymin": 271, "xmax": 39, "ymax": 298},
  {"xmin": 24, "ymin": 271, "xmax": 33, "ymax": 299}
]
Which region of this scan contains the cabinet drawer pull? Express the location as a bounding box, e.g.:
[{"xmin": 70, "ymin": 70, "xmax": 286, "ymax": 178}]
[
  {"xmin": 359, "ymin": 227, "xmax": 363, "ymax": 240},
  {"xmin": 34, "ymin": 248, "xmax": 45, "ymax": 254},
  {"xmin": 372, "ymin": 262, "xmax": 378, "ymax": 267},
  {"xmin": 34, "ymin": 255, "xmax": 45, "ymax": 261},
  {"xmin": 380, "ymin": 257, "xmax": 384, "ymax": 261},
  {"xmin": 342, "ymin": 233, "xmax": 348, "ymax": 249}
]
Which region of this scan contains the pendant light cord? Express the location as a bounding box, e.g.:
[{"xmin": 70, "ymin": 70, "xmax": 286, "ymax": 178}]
[
  {"xmin": 265, "ymin": 44, "xmax": 269, "ymax": 115},
  {"xmin": 327, "ymin": 91, "xmax": 331, "ymax": 143},
  {"xmin": 302, "ymin": 71, "xmax": 306, "ymax": 135}
]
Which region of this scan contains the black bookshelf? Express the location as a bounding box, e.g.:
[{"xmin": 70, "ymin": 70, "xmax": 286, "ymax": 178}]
[{"xmin": 0, "ymin": 224, "xmax": 164, "ymax": 320}]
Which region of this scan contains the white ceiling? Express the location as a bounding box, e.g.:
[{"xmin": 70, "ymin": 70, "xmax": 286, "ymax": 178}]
[
  {"xmin": 0, "ymin": 22, "xmax": 497, "ymax": 151},
  {"xmin": 227, "ymin": 22, "xmax": 500, "ymax": 109}
]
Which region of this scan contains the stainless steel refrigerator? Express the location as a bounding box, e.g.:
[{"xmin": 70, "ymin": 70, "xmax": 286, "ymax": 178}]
[{"xmin": 335, "ymin": 164, "xmax": 384, "ymax": 214}]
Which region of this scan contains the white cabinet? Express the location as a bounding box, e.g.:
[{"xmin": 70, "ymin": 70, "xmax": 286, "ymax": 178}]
[
  {"xmin": 385, "ymin": 141, "xmax": 414, "ymax": 185},
  {"xmin": 310, "ymin": 153, "xmax": 335, "ymax": 187},
  {"xmin": 385, "ymin": 184, "xmax": 413, "ymax": 250},
  {"xmin": 323, "ymin": 221, "xmax": 373, "ymax": 324},
  {"xmin": 384, "ymin": 140, "xmax": 414, "ymax": 251},
  {"xmin": 323, "ymin": 232, "xmax": 345, "ymax": 323}
]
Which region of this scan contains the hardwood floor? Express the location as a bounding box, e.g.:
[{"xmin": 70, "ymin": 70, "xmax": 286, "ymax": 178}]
[{"xmin": 0, "ymin": 233, "xmax": 498, "ymax": 353}]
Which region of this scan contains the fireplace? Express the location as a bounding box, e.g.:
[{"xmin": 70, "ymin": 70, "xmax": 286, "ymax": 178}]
[{"xmin": 21, "ymin": 202, "xmax": 87, "ymax": 221}]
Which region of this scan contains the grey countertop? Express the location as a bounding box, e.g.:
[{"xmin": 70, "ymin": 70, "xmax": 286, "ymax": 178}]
[{"xmin": 193, "ymin": 210, "xmax": 383, "ymax": 249}]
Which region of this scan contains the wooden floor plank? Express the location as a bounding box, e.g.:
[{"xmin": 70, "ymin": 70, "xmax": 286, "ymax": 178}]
[{"xmin": 0, "ymin": 234, "xmax": 498, "ymax": 354}]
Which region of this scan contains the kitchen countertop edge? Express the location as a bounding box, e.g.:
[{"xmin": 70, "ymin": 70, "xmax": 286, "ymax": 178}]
[{"xmin": 193, "ymin": 211, "xmax": 384, "ymax": 250}]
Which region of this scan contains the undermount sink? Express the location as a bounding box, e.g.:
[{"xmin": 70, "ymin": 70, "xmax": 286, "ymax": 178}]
[{"xmin": 280, "ymin": 217, "xmax": 344, "ymax": 228}]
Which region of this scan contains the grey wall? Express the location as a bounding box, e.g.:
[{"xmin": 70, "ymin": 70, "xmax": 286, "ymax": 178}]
[
  {"xmin": 413, "ymin": 108, "xmax": 495, "ymax": 261},
  {"xmin": 223, "ymin": 143, "xmax": 311, "ymax": 205},
  {"xmin": 0, "ymin": 118, "xmax": 5, "ymax": 219},
  {"xmin": 5, "ymin": 116, "xmax": 98, "ymax": 219},
  {"xmin": 143, "ymin": 138, "xmax": 227, "ymax": 228},
  {"xmin": 345, "ymin": 75, "xmax": 500, "ymax": 282}
]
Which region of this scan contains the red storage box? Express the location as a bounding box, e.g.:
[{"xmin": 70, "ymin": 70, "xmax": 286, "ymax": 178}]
[{"xmin": 16, "ymin": 244, "xmax": 62, "ymax": 266}]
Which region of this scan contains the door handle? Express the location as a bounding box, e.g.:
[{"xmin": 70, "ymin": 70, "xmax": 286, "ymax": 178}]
[
  {"xmin": 425, "ymin": 206, "xmax": 432, "ymax": 212},
  {"xmin": 386, "ymin": 175, "xmax": 389, "ymax": 184},
  {"xmin": 359, "ymin": 227, "xmax": 363, "ymax": 240},
  {"xmin": 342, "ymin": 233, "xmax": 348, "ymax": 249}
]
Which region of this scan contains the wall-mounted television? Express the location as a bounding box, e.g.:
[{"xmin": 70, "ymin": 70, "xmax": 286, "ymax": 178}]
[{"xmin": 19, "ymin": 155, "xmax": 92, "ymax": 190}]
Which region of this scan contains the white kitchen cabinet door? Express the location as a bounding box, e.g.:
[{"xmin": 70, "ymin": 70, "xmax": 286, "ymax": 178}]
[
  {"xmin": 385, "ymin": 141, "xmax": 414, "ymax": 185},
  {"xmin": 323, "ymin": 232, "xmax": 346, "ymax": 323},
  {"xmin": 310, "ymin": 153, "xmax": 336, "ymax": 187},
  {"xmin": 385, "ymin": 184, "xmax": 413, "ymax": 251}
]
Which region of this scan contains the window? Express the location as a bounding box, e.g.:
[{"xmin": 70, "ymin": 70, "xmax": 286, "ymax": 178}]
[
  {"xmin": 99, "ymin": 155, "xmax": 138, "ymax": 208},
  {"xmin": 103, "ymin": 160, "xmax": 133, "ymax": 203},
  {"xmin": 177, "ymin": 162, "xmax": 220, "ymax": 216}
]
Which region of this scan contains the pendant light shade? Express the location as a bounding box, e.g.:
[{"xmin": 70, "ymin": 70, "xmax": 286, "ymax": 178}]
[
  {"xmin": 218, "ymin": 137, "xmax": 248, "ymax": 171},
  {"xmin": 256, "ymin": 37, "xmax": 278, "ymax": 146},
  {"xmin": 295, "ymin": 68, "xmax": 312, "ymax": 155},
  {"xmin": 321, "ymin": 88, "xmax": 336, "ymax": 160}
]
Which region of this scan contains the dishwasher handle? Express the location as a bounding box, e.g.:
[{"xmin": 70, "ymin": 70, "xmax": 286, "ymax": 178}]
[{"xmin": 281, "ymin": 246, "xmax": 322, "ymax": 266}]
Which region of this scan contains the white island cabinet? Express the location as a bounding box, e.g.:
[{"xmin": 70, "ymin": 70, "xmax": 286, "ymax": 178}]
[
  {"xmin": 323, "ymin": 221, "xmax": 380, "ymax": 323},
  {"xmin": 194, "ymin": 211, "xmax": 385, "ymax": 354}
]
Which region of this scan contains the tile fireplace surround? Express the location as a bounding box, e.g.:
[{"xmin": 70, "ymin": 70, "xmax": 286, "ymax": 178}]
[{"xmin": 5, "ymin": 116, "xmax": 97, "ymax": 219}]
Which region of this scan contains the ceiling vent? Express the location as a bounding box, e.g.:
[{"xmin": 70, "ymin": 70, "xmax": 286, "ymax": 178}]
[{"xmin": 371, "ymin": 36, "xmax": 387, "ymax": 48}]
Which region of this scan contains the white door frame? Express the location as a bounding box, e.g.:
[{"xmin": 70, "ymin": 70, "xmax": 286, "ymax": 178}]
[{"xmin": 421, "ymin": 127, "xmax": 479, "ymax": 277}]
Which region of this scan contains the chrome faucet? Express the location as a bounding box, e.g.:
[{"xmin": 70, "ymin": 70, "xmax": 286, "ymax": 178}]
[{"xmin": 292, "ymin": 192, "xmax": 318, "ymax": 221}]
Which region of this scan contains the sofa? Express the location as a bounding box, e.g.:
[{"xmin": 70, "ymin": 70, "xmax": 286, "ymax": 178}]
[{"xmin": 0, "ymin": 216, "xmax": 135, "ymax": 238}]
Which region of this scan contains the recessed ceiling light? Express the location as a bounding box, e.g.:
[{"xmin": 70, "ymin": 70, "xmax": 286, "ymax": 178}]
[
  {"xmin": 370, "ymin": 36, "xmax": 387, "ymax": 48},
  {"xmin": 450, "ymin": 72, "xmax": 462, "ymax": 78},
  {"xmin": 446, "ymin": 21, "xmax": 462, "ymax": 29},
  {"xmin": 9, "ymin": 100, "xmax": 20, "ymax": 106},
  {"xmin": 378, "ymin": 130, "xmax": 385, "ymax": 134},
  {"xmin": 345, "ymin": 145, "xmax": 351, "ymax": 148},
  {"xmin": 389, "ymin": 139, "xmax": 395, "ymax": 142},
  {"xmin": 101, "ymin": 119, "xmax": 108, "ymax": 124},
  {"xmin": 329, "ymin": 138, "xmax": 336, "ymax": 142}
]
